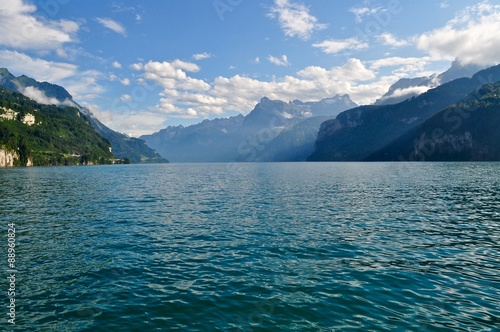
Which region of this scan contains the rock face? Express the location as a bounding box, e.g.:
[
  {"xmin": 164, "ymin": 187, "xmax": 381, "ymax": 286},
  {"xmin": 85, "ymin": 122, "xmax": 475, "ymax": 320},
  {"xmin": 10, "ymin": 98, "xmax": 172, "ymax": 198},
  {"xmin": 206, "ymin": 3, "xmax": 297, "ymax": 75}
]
[{"xmin": 0, "ymin": 149, "xmax": 18, "ymax": 167}]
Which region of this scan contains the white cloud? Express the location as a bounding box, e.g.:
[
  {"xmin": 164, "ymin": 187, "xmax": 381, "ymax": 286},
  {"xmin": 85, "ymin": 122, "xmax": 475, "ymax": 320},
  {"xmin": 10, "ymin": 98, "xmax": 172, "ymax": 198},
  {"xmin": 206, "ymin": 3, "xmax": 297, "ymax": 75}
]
[
  {"xmin": 370, "ymin": 57, "xmax": 431, "ymax": 71},
  {"xmin": 130, "ymin": 63, "xmax": 143, "ymax": 71},
  {"xmin": 440, "ymin": 2, "xmax": 450, "ymax": 9},
  {"xmin": 0, "ymin": 50, "xmax": 77, "ymax": 82},
  {"xmin": 299, "ymin": 59, "xmax": 376, "ymax": 82},
  {"xmin": 0, "ymin": 0, "xmax": 79, "ymax": 50},
  {"xmin": 381, "ymin": 86, "xmax": 433, "ymax": 101},
  {"xmin": 313, "ymin": 38, "xmax": 369, "ymax": 55},
  {"xmin": 56, "ymin": 49, "xmax": 68, "ymax": 58},
  {"xmin": 171, "ymin": 60, "xmax": 201, "ymax": 73},
  {"xmin": 192, "ymin": 53, "xmax": 212, "ymax": 61},
  {"xmin": 349, "ymin": 6, "xmax": 384, "ymax": 23},
  {"xmin": 109, "ymin": 74, "xmax": 130, "ymax": 86},
  {"xmin": 22, "ymin": 86, "xmax": 70, "ymax": 106},
  {"xmin": 268, "ymin": 0, "xmax": 326, "ymax": 40},
  {"xmin": 96, "ymin": 18, "xmax": 127, "ymax": 36},
  {"xmin": 416, "ymin": 2, "xmax": 500, "ymax": 66},
  {"xmin": 377, "ymin": 33, "xmax": 409, "ymax": 47},
  {"xmin": 268, "ymin": 55, "xmax": 290, "ymax": 66},
  {"xmin": 120, "ymin": 94, "xmax": 132, "ymax": 102},
  {"xmin": 0, "ymin": 50, "xmax": 106, "ymax": 103},
  {"xmin": 63, "ymin": 70, "xmax": 106, "ymax": 101},
  {"xmin": 112, "ymin": 61, "xmax": 122, "ymax": 69},
  {"xmin": 134, "ymin": 60, "xmax": 209, "ymax": 94}
]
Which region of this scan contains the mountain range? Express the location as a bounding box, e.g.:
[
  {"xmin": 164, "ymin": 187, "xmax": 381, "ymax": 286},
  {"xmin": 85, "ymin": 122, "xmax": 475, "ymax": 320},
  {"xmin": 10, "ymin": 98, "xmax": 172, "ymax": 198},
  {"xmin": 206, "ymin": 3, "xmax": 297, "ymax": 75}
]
[
  {"xmin": 141, "ymin": 95, "xmax": 357, "ymax": 162},
  {"xmin": 143, "ymin": 61, "xmax": 498, "ymax": 163},
  {"xmin": 309, "ymin": 64, "xmax": 500, "ymax": 161},
  {"xmin": 0, "ymin": 68, "xmax": 167, "ymax": 164},
  {"xmin": 374, "ymin": 60, "xmax": 486, "ymax": 106},
  {"xmin": 1, "ymin": 60, "xmax": 498, "ymax": 166},
  {"xmin": 366, "ymin": 81, "xmax": 500, "ymax": 161}
]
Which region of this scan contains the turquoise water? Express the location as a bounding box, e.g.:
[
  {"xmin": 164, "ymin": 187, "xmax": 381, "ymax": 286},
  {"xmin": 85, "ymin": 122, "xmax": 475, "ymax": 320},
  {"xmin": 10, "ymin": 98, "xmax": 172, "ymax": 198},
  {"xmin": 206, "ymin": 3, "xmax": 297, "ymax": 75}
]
[{"xmin": 1, "ymin": 163, "xmax": 499, "ymax": 331}]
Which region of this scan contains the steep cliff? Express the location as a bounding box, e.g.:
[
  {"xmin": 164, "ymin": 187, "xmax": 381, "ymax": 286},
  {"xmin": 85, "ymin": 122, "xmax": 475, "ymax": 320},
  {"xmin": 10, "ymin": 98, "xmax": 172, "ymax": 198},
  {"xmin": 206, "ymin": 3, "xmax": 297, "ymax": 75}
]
[
  {"xmin": 309, "ymin": 64, "xmax": 500, "ymax": 161},
  {"xmin": 0, "ymin": 149, "xmax": 18, "ymax": 167},
  {"xmin": 366, "ymin": 82, "xmax": 500, "ymax": 161}
]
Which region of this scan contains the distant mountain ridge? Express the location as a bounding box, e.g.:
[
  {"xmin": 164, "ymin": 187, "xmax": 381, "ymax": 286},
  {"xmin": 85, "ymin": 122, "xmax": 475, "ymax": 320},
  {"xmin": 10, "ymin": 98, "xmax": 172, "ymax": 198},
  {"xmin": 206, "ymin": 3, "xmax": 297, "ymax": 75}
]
[
  {"xmin": 141, "ymin": 95, "xmax": 357, "ymax": 162},
  {"xmin": 0, "ymin": 68, "xmax": 167, "ymax": 163},
  {"xmin": 375, "ymin": 60, "xmax": 486, "ymax": 106},
  {"xmin": 309, "ymin": 64, "xmax": 500, "ymax": 162}
]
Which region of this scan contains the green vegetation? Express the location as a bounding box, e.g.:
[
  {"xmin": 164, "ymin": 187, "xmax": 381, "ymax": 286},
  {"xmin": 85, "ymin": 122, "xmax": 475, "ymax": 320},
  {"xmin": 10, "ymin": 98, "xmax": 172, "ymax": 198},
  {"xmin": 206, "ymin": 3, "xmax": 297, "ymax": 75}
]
[
  {"xmin": 366, "ymin": 81, "xmax": 500, "ymax": 161},
  {"xmin": 0, "ymin": 86, "xmax": 124, "ymax": 166}
]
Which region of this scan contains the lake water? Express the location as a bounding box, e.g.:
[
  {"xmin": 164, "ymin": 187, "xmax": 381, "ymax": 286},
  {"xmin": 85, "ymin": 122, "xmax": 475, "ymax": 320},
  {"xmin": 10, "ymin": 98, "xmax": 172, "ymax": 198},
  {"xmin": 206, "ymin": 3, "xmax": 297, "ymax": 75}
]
[{"xmin": 1, "ymin": 163, "xmax": 499, "ymax": 331}]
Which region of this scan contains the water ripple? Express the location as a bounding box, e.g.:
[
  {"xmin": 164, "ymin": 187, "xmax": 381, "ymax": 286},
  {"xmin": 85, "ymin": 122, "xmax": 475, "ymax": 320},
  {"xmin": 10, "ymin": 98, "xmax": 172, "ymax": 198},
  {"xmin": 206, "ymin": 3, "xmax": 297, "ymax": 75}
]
[{"xmin": 1, "ymin": 163, "xmax": 499, "ymax": 331}]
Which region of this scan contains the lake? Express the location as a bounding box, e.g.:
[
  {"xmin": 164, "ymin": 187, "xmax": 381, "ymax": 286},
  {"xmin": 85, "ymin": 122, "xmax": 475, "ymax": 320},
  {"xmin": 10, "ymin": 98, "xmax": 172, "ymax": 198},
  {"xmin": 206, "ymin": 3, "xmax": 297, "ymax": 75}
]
[{"xmin": 1, "ymin": 163, "xmax": 499, "ymax": 331}]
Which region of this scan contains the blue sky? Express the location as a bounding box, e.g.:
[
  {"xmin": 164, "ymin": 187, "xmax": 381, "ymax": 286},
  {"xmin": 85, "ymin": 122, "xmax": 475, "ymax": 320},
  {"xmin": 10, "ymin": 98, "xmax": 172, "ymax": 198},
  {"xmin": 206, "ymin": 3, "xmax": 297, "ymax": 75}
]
[{"xmin": 0, "ymin": 0, "xmax": 499, "ymax": 136}]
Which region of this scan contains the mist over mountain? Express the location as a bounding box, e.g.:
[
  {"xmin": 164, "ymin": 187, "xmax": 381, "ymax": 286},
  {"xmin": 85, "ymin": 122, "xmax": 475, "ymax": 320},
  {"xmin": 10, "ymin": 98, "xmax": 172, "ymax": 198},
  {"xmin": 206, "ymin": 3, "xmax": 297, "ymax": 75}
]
[
  {"xmin": 141, "ymin": 95, "xmax": 357, "ymax": 162},
  {"xmin": 252, "ymin": 116, "xmax": 333, "ymax": 162},
  {"xmin": 0, "ymin": 68, "xmax": 167, "ymax": 164},
  {"xmin": 374, "ymin": 60, "xmax": 487, "ymax": 106}
]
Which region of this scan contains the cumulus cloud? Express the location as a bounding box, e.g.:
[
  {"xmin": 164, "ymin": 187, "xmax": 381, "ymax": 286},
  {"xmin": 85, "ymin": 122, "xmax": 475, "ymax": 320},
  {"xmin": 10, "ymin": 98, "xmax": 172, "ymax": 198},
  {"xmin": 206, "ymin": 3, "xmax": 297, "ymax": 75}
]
[
  {"xmin": 112, "ymin": 61, "xmax": 122, "ymax": 69},
  {"xmin": 133, "ymin": 60, "xmax": 209, "ymax": 94},
  {"xmin": 96, "ymin": 18, "xmax": 127, "ymax": 36},
  {"xmin": 416, "ymin": 1, "xmax": 500, "ymax": 66},
  {"xmin": 312, "ymin": 38, "xmax": 369, "ymax": 55},
  {"xmin": 268, "ymin": 0, "xmax": 326, "ymax": 40},
  {"xmin": 0, "ymin": 0, "xmax": 79, "ymax": 50},
  {"xmin": 299, "ymin": 59, "xmax": 376, "ymax": 82},
  {"xmin": 377, "ymin": 33, "xmax": 409, "ymax": 47},
  {"xmin": 268, "ymin": 55, "xmax": 290, "ymax": 66},
  {"xmin": 192, "ymin": 53, "xmax": 212, "ymax": 61}
]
